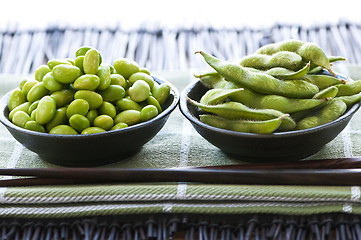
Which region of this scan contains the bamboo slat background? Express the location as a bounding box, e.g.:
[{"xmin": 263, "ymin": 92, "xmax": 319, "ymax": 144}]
[{"xmin": 1, "ymin": 21, "xmax": 361, "ymax": 74}]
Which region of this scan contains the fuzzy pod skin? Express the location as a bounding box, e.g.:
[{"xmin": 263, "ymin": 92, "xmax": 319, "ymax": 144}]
[
  {"xmin": 239, "ymin": 51, "xmax": 304, "ymax": 71},
  {"xmin": 196, "ymin": 51, "xmax": 319, "ymax": 99},
  {"xmin": 189, "ymin": 99, "xmax": 296, "ymax": 131},
  {"xmin": 197, "ymin": 71, "xmax": 328, "ymax": 114},
  {"xmin": 255, "ymin": 39, "xmax": 334, "ymax": 75},
  {"xmin": 199, "ymin": 114, "xmax": 286, "ymax": 134},
  {"xmin": 295, "ymin": 99, "xmax": 347, "ymax": 130},
  {"xmin": 199, "ymin": 88, "xmax": 244, "ymax": 105}
]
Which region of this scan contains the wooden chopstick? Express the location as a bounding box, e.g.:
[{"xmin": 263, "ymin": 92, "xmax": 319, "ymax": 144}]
[{"xmin": 1, "ymin": 167, "xmax": 361, "ymax": 186}]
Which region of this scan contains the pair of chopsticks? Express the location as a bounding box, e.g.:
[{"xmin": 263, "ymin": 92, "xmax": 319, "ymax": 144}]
[{"xmin": 1, "ymin": 157, "xmax": 361, "ymax": 187}]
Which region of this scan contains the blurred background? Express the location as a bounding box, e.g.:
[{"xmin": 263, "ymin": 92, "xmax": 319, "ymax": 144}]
[{"xmin": 1, "ymin": 0, "xmax": 361, "ymax": 74}]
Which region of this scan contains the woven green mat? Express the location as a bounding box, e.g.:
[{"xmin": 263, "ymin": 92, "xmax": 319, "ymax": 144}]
[{"xmin": 1, "ymin": 65, "xmax": 361, "ymax": 218}]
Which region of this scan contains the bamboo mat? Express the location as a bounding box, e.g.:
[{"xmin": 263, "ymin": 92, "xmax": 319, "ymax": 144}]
[{"xmin": 1, "ymin": 21, "xmax": 361, "ymax": 74}]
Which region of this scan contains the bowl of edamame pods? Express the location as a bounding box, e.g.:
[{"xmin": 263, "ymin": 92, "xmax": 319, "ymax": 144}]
[
  {"xmin": 180, "ymin": 39, "xmax": 361, "ymax": 162},
  {"xmin": 0, "ymin": 47, "xmax": 179, "ymax": 167}
]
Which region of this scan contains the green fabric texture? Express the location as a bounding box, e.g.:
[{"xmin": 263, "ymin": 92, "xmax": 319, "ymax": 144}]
[{"xmin": 1, "ymin": 65, "xmax": 361, "ymax": 218}]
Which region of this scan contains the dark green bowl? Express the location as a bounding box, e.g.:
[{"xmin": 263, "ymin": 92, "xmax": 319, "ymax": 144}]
[
  {"xmin": 0, "ymin": 76, "xmax": 179, "ymax": 167},
  {"xmin": 179, "ymin": 80, "xmax": 360, "ymax": 162}
]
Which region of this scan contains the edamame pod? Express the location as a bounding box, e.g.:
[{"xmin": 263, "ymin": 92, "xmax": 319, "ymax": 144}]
[
  {"xmin": 335, "ymin": 91, "xmax": 361, "ymax": 107},
  {"xmin": 189, "ymin": 98, "xmax": 296, "ymax": 131},
  {"xmin": 256, "ymin": 39, "xmax": 335, "ymax": 76},
  {"xmin": 303, "ymin": 74, "xmax": 346, "ymax": 90},
  {"xmin": 263, "ymin": 62, "xmax": 310, "ymax": 80},
  {"xmin": 239, "ymin": 51, "xmax": 304, "ymax": 71},
  {"xmin": 196, "ymin": 51, "xmax": 319, "ymax": 98},
  {"xmin": 296, "ymin": 99, "xmax": 347, "ymax": 130},
  {"xmin": 199, "ymin": 114, "xmax": 287, "ymax": 134},
  {"xmin": 335, "ymin": 80, "xmax": 361, "ymax": 96},
  {"xmin": 312, "ymin": 86, "xmax": 338, "ymax": 99},
  {"xmin": 199, "ymin": 88, "xmax": 244, "ymax": 105}
]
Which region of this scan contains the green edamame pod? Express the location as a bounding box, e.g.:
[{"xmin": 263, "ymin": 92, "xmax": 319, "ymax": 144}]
[
  {"xmin": 256, "ymin": 39, "xmax": 335, "ymax": 76},
  {"xmin": 263, "ymin": 62, "xmax": 310, "ymax": 80},
  {"xmin": 295, "ymin": 99, "xmax": 347, "ymax": 130},
  {"xmin": 196, "ymin": 51, "xmax": 319, "ymax": 98},
  {"xmin": 303, "ymin": 74, "xmax": 346, "ymax": 90},
  {"xmin": 189, "ymin": 98, "xmax": 296, "ymax": 131},
  {"xmin": 8, "ymin": 88, "xmax": 26, "ymax": 111},
  {"xmin": 200, "ymin": 88, "xmax": 244, "ymax": 105},
  {"xmin": 36, "ymin": 96, "xmax": 56, "ymax": 125},
  {"xmin": 199, "ymin": 114, "xmax": 286, "ymax": 134},
  {"xmin": 312, "ymin": 86, "xmax": 338, "ymax": 99},
  {"xmin": 334, "ymin": 91, "xmax": 361, "ymax": 107},
  {"xmin": 239, "ymin": 51, "xmax": 304, "ymax": 71},
  {"xmin": 194, "ymin": 71, "xmax": 227, "ymax": 89},
  {"xmin": 308, "ymin": 56, "xmax": 346, "ymax": 74},
  {"xmin": 335, "ymin": 80, "xmax": 361, "ymax": 96}
]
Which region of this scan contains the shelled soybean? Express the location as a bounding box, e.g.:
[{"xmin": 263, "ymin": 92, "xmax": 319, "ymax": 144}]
[{"xmin": 8, "ymin": 46, "xmax": 171, "ymax": 135}]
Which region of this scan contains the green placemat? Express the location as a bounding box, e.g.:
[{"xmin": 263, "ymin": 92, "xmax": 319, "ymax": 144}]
[{"xmin": 1, "ymin": 65, "xmax": 361, "ymax": 218}]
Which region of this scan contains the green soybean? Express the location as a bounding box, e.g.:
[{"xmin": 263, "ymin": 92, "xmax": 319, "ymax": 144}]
[
  {"xmin": 27, "ymin": 82, "xmax": 49, "ymax": 103},
  {"xmin": 152, "ymin": 83, "xmax": 171, "ymax": 105},
  {"xmin": 28, "ymin": 100, "xmax": 39, "ymax": 115},
  {"xmin": 110, "ymin": 73, "xmax": 127, "ymax": 88},
  {"xmin": 96, "ymin": 65, "xmax": 111, "ymax": 90},
  {"xmin": 35, "ymin": 96, "xmax": 56, "ymax": 125},
  {"xmin": 85, "ymin": 109, "xmax": 99, "ymax": 125},
  {"xmin": 116, "ymin": 97, "xmax": 142, "ymax": 111},
  {"xmin": 93, "ymin": 115, "xmax": 114, "ymax": 130},
  {"xmin": 73, "ymin": 74, "xmax": 100, "ymax": 90},
  {"xmin": 111, "ymin": 122, "xmax": 128, "ymax": 130},
  {"xmin": 24, "ymin": 120, "xmax": 46, "ymax": 133},
  {"xmin": 114, "ymin": 110, "xmax": 141, "ymax": 126},
  {"xmin": 66, "ymin": 99, "xmax": 89, "ymax": 118},
  {"xmin": 140, "ymin": 105, "xmax": 159, "ymax": 122},
  {"xmin": 35, "ymin": 65, "xmax": 51, "ymax": 81},
  {"xmin": 74, "ymin": 90, "xmax": 103, "ymax": 109},
  {"xmin": 76, "ymin": 46, "xmax": 102, "ymax": 64},
  {"xmin": 46, "ymin": 107, "xmax": 68, "ymax": 132},
  {"xmin": 42, "ymin": 72, "xmax": 65, "ymax": 92},
  {"xmin": 69, "ymin": 114, "xmax": 90, "ymax": 132},
  {"xmin": 113, "ymin": 58, "xmax": 140, "ymax": 79},
  {"xmin": 49, "ymin": 125, "xmax": 78, "ymax": 135},
  {"xmin": 51, "ymin": 89, "xmax": 74, "ymax": 108},
  {"xmin": 8, "ymin": 88, "xmax": 26, "ymax": 111},
  {"xmin": 98, "ymin": 102, "xmax": 117, "ymax": 118},
  {"xmin": 99, "ymin": 85, "xmax": 125, "ymax": 102},
  {"xmin": 47, "ymin": 59, "xmax": 72, "ymax": 70},
  {"xmin": 83, "ymin": 49, "xmax": 100, "ymax": 74},
  {"xmin": 81, "ymin": 127, "xmax": 106, "ymax": 134},
  {"xmin": 74, "ymin": 56, "xmax": 85, "ymax": 74},
  {"xmin": 12, "ymin": 111, "xmax": 31, "ymax": 128},
  {"xmin": 128, "ymin": 80, "xmax": 150, "ymax": 102},
  {"xmin": 52, "ymin": 64, "xmax": 81, "ymax": 84},
  {"xmin": 22, "ymin": 80, "xmax": 39, "ymax": 97},
  {"xmin": 129, "ymin": 72, "xmax": 155, "ymax": 89},
  {"xmin": 9, "ymin": 102, "xmax": 31, "ymax": 121},
  {"xmin": 146, "ymin": 96, "xmax": 162, "ymax": 113},
  {"xmin": 196, "ymin": 51, "xmax": 319, "ymax": 98}
]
